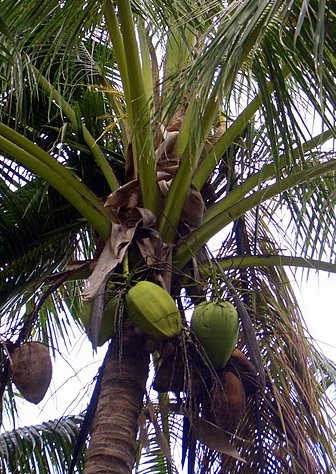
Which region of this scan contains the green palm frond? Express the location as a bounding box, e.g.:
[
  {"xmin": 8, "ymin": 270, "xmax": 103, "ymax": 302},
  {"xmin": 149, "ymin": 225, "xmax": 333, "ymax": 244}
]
[
  {"xmin": 0, "ymin": 414, "xmax": 85, "ymax": 473},
  {"xmin": 0, "ymin": 178, "xmax": 86, "ymax": 305},
  {"xmin": 282, "ymin": 163, "xmax": 336, "ymax": 262}
]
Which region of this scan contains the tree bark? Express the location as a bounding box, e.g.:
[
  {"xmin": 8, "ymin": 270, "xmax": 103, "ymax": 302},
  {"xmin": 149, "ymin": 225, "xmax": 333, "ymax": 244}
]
[{"xmin": 84, "ymin": 325, "xmax": 149, "ymax": 474}]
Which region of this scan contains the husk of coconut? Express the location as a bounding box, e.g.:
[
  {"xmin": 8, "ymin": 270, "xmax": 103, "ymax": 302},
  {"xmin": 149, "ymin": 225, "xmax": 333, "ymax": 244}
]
[
  {"xmin": 10, "ymin": 342, "xmax": 52, "ymax": 404},
  {"xmin": 202, "ymin": 370, "xmax": 246, "ymax": 434},
  {"xmin": 228, "ymin": 348, "xmax": 260, "ymax": 397}
]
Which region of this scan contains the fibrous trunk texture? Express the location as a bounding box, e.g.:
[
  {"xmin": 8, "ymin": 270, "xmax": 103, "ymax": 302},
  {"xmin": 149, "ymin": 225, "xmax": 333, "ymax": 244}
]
[{"xmin": 84, "ymin": 327, "xmax": 149, "ymax": 474}]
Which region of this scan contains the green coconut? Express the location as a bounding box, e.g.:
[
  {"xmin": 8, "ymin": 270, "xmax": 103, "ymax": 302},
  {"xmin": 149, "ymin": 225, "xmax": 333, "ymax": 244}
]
[
  {"xmin": 80, "ymin": 297, "xmax": 120, "ymax": 346},
  {"xmin": 125, "ymin": 281, "xmax": 182, "ymax": 339},
  {"xmin": 191, "ymin": 300, "xmax": 239, "ymax": 369}
]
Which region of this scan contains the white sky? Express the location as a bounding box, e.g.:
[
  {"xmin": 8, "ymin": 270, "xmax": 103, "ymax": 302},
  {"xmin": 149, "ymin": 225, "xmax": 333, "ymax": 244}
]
[{"xmin": 297, "ymin": 272, "xmax": 336, "ymax": 362}]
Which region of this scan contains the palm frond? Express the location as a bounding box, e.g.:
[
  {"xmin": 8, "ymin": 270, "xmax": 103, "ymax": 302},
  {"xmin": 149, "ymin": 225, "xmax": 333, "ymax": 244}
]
[
  {"xmin": 0, "ymin": 178, "xmax": 86, "ymax": 308},
  {"xmin": 0, "ymin": 414, "xmax": 85, "ymax": 473}
]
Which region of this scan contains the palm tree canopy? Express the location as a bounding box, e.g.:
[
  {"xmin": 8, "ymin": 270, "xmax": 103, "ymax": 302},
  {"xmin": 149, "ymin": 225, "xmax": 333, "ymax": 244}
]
[{"xmin": 0, "ymin": 0, "xmax": 336, "ymax": 472}]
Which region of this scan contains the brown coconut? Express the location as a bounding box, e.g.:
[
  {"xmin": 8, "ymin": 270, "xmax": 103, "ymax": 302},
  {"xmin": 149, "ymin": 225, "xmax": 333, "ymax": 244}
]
[
  {"xmin": 203, "ymin": 370, "xmax": 246, "ymax": 434},
  {"xmin": 229, "ymin": 348, "xmax": 260, "ymax": 397},
  {"xmin": 153, "ymin": 341, "xmax": 207, "ymax": 393},
  {"xmin": 153, "ymin": 354, "xmax": 185, "ymax": 393},
  {"xmin": 10, "ymin": 342, "xmax": 52, "ymax": 404}
]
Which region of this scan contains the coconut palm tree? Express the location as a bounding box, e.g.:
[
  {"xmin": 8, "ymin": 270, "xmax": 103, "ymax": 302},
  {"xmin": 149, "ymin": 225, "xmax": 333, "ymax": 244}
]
[{"xmin": 0, "ymin": 0, "xmax": 336, "ymax": 472}]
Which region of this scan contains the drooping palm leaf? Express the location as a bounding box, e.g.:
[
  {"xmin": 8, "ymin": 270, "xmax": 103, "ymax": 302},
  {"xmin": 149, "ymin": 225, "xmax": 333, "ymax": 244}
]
[{"xmin": 0, "ymin": 414, "xmax": 85, "ymax": 473}]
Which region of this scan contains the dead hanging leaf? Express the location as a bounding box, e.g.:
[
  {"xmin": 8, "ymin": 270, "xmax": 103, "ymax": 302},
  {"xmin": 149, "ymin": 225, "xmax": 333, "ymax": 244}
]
[
  {"xmin": 84, "ymin": 165, "xmax": 203, "ymax": 301},
  {"xmin": 192, "ymin": 417, "xmax": 246, "ymax": 463},
  {"xmin": 156, "ymin": 170, "xmax": 174, "ymax": 181},
  {"xmin": 181, "ymin": 186, "xmax": 205, "ymax": 229},
  {"xmin": 138, "ymin": 410, "xmax": 150, "ymax": 450},
  {"xmin": 83, "ymin": 181, "xmax": 157, "ymax": 302},
  {"xmin": 147, "ymin": 400, "xmax": 173, "ymax": 464},
  {"xmin": 157, "ymin": 177, "xmax": 172, "ymax": 197},
  {"xmin": 82, "ymin": 223, "xmax": 136, "ymax": 301},
  {"xmin": 64, "ymin": 260, "xmax": 94, "ymax": 271},
  {"xmin": 155, "ymin": 130, "xmax": 179, "ymax": 162},
  {"xmin": 104, "ymin": 179, "xmax": 140, "ymax": 221},
  {"xmin": 136, "ymin": 230, "xmax": 173, "ymax": 292},
  {"xmin": 157, "ymin": 161, "xmax": 179, "ymax": 176},
  {"xmin": 89, "ymin": 282, "xmax": 106, "ymax": 350},
  {"xmin": 45, "ymin": 260, "xmax": 94, "ymax": 284},
  {"xmin": 104, "ymin": 180, "xmax": 156, "ymax": 230},
  {"xmin": 126, "ymin": 207, "xmax": 156, "ymax": 229},
  {"xmin": 157, "ymin": 179, "xmax": 205, "ymax": 232}
]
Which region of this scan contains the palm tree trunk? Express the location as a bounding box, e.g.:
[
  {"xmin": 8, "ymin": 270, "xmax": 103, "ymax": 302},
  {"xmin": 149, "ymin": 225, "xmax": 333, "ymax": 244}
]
[{"xmin": 84, "ymin": 324, "xmax": 150, "ymax": 474}]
